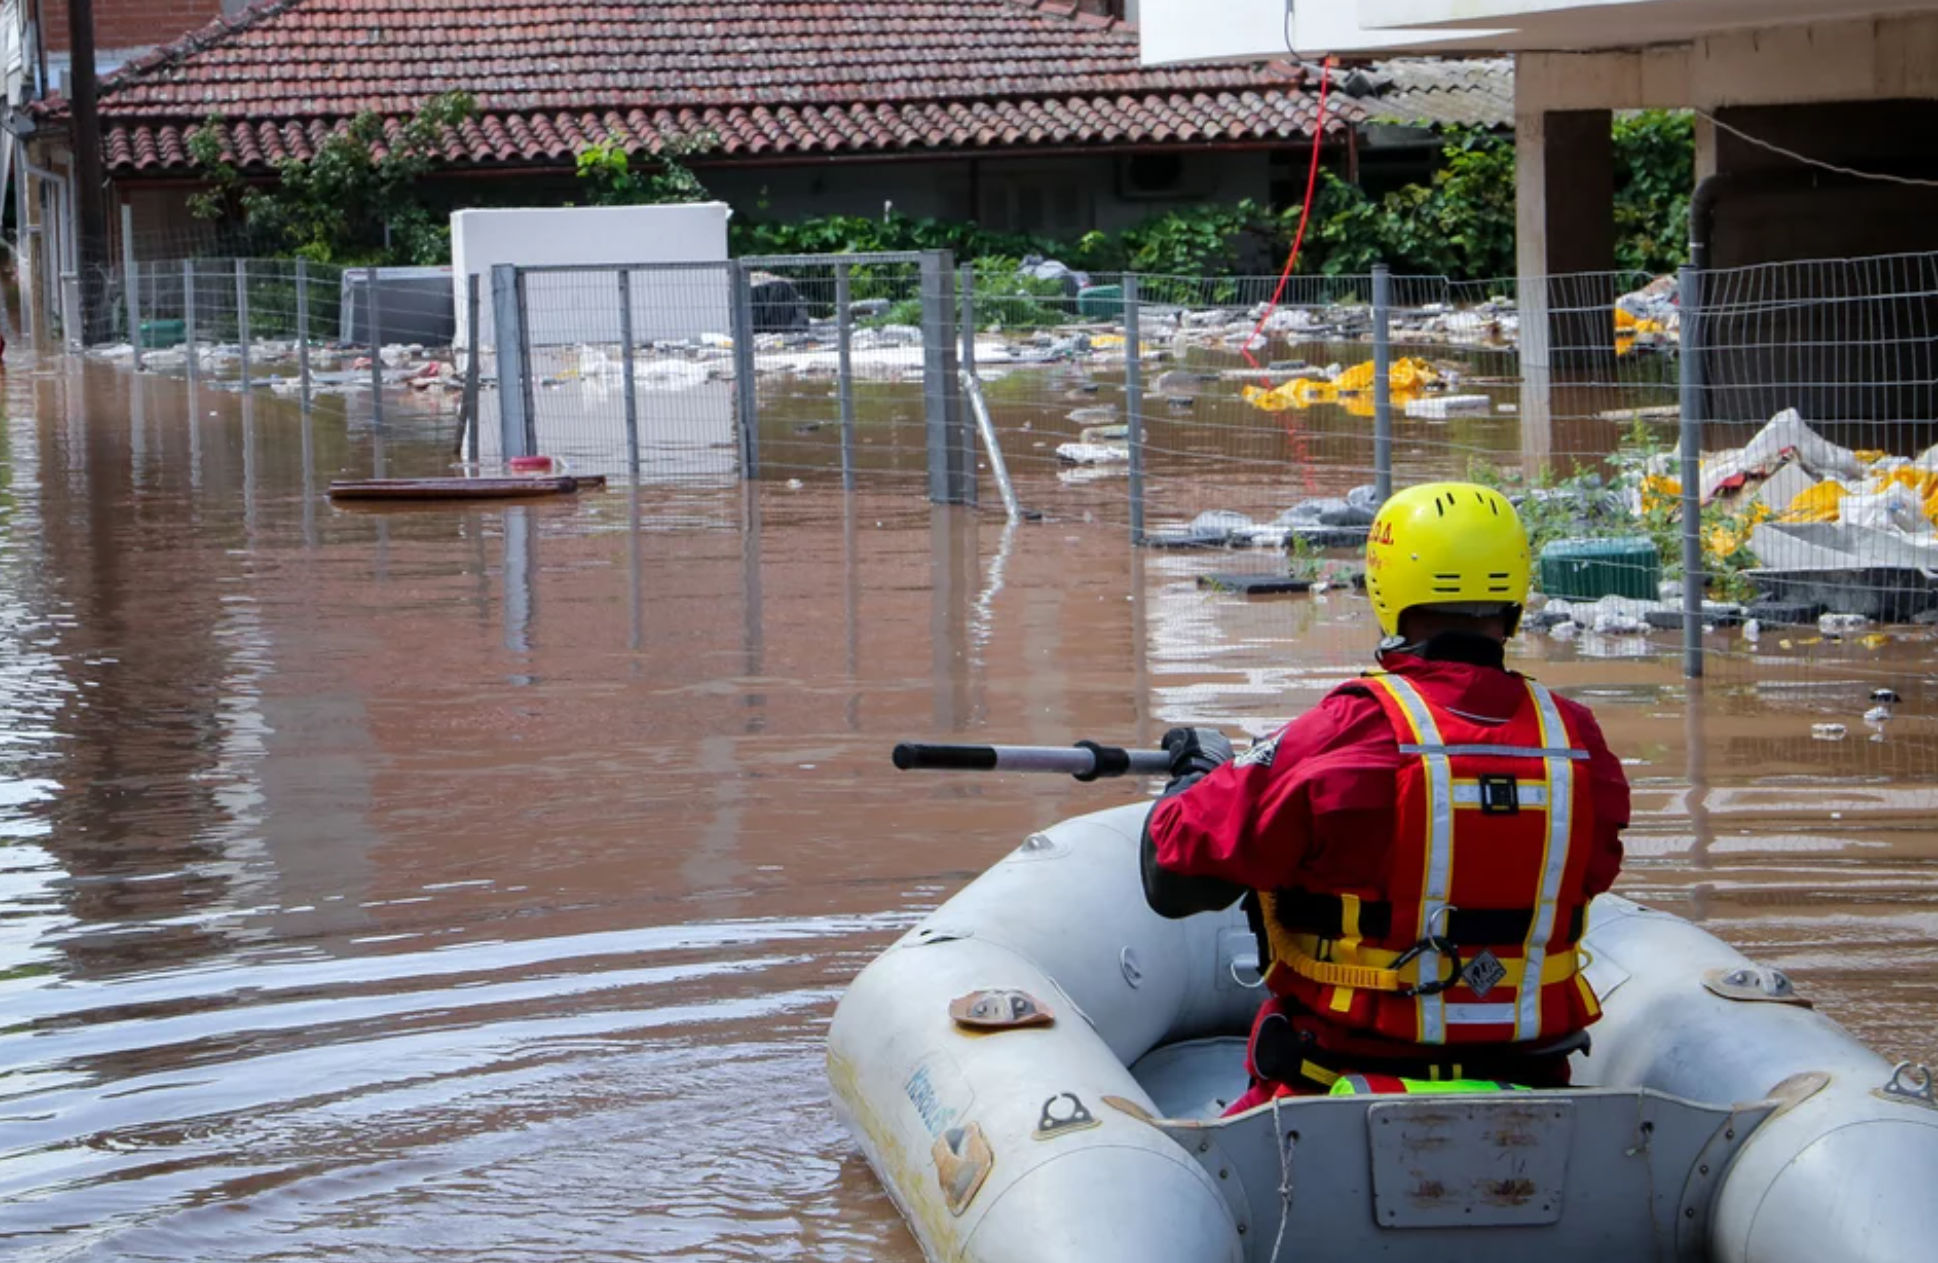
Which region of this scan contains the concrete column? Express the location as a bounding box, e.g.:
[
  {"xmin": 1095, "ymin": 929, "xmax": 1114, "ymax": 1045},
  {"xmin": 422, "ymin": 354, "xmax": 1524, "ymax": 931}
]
[{"xmin": 1516, "ymin": 106, "xmax": 1616, "ymax": 473}]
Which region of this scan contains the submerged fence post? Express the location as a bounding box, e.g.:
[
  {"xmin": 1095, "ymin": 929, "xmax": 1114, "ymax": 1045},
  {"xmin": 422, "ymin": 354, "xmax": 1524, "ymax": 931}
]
[
  {"xmin": 617, "ymin": 268, "xmax": 640, "ymax": 480},
  {"xmin": 120, "ymin": 200, "xmax": 140, "ymax": 370},
  {"xmin": 368, "ymin": 266, "xmax": 385, "ymax": 430},
  {"xmin": 295, "ymin": 257, "xmax": 311, "ymax": 410},
  {"xmin": 492, "ymin": 263, "xmax": 531, "ymax": 460},
  {"xmin": 836, "ymin": 261, "xmax": 856, "ymax": 492},
  {"xmin": 1125, "ymin": 273, "xmax": 1146, "ymax": 545},
  {"xmin": 729, "ymin": 260, "xmax": 760, "ymax": 479},
  {"xmin": 182, "ymin": 260, "xmax": 197, "ymax": 383},
  {"xmin": 235, "ymin": 258, "xmax": 251, "ymax": 388},
  {"xmin": 514, "ymin": 267, "xmax": 537, "ymax": 456},
  {"xmin": 1372, "ymin": 264, "xmax": 1393, "ymax": 503},
  {"xmin": 463, "ymin": 272, "xmax": 482, "ymax": 465},
  {"xmin": 919, "ymin": 249, "xmax": 966, "ymax": 504},
  {"xmin": 956, "ymin": 261, "xmax": 977, "ymax": 508},
  {"xmin": 1678, "ymin": 264, "xmax": 1705, "ymax": 681}
]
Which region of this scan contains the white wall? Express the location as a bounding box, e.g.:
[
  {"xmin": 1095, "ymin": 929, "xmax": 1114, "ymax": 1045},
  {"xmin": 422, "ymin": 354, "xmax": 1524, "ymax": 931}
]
[
  {"xmin": 451, "ymin": 203, "xmax": 732, "ymax": 349},
  {"xmin": 1137, "ymin": 0, "xmax": 1291, "ymax": 65},
  {"xmin": 1138, "ymin": 0, "xmax": 1507, "ymax": 60}
]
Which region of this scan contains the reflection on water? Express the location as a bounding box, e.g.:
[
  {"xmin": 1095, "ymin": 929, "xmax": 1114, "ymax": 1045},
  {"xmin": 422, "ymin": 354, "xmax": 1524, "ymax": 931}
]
[{"xmin": 0, "ymin": 362, "xmax": 1933, "ymax": 1260}]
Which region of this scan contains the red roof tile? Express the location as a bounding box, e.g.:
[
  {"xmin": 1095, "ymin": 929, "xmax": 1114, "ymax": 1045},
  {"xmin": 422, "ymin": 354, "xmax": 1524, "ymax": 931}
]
[{"xmin": 58, "ymin": 0, "xmax": 1350, "ymax": 174}]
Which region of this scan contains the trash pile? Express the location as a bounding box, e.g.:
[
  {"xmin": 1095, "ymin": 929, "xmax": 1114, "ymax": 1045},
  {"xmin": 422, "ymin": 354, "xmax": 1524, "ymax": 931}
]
[
  {"xmin": 1615, "ymin": 274, "xmax": 1678, "ymax": 357},
  {"xmin": 90, "ymin": 338, "xmax": 466, "ymax": 400},
  {"xmin": 1143, "ymin": 485, "xmax": 1383, "ymax": 550},
  {"xmin": 1635, "ymin": 408, "xmax": 1938, "ymax": 622}
]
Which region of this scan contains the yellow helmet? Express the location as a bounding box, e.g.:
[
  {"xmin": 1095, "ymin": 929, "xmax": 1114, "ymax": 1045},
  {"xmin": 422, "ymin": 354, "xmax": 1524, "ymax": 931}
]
[{"xmin": 1365, "ymin": 481, "xmax": 1530, "ymax": 638}]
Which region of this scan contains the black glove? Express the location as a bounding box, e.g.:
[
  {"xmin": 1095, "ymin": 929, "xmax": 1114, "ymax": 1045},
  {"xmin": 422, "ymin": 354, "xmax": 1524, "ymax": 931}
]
[{"xmin": 1161, "ymin": 727, "xmax": 1233, "ymax": 783}]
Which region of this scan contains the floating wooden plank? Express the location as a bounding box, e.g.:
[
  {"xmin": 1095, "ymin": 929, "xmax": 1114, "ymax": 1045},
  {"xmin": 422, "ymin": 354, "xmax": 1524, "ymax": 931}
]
[{"xmin": 327, "ymin": 475, "xmax": 607, "ymax": 502}]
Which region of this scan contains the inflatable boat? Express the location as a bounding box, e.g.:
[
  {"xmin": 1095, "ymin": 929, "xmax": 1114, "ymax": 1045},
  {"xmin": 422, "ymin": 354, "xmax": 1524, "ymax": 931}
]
[{"xmin": 828, "ymin": 792, "xmax": 1938, "ymax": 1262}]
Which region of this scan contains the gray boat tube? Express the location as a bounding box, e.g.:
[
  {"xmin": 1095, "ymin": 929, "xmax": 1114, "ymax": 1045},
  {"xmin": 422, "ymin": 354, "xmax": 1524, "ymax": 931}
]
[
  {"xmin": 1575, "ymin": 896, "xmax": 1938, "ymax": 1263},
  {"xmin": 827, "ymin": 803, "xmax": 1258, "ymax": 1262},
  {"xmin": 831, "ymin": 801, "xmax": 1938, "ymax": 1262}
]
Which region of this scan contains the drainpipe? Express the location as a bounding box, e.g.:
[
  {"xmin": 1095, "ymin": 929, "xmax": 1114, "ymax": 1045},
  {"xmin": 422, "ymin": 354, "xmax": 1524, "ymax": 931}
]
[{"xmin": 1687, "ymin": 173, "xmax": 1722, "ymax": 273}]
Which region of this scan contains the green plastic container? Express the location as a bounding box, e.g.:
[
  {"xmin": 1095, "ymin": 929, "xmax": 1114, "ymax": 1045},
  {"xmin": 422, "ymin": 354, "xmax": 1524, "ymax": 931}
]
[
  {"xmin": 139, "ymin": 318, "xmax": 187, "ymax": 349},
  {"xmin": 1538, "ymin": 536, "xmax": 1661, "ymax": 600},
  {"xmin": 1076, "ymin": 284, "xmax": 1123, "ymax": 320}
]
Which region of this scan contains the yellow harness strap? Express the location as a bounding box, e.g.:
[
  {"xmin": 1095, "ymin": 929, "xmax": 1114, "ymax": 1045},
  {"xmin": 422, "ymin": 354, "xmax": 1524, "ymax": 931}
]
[{"xmin": 1274, "ymin": 940, "xmax": 1582, "ymax": 993}]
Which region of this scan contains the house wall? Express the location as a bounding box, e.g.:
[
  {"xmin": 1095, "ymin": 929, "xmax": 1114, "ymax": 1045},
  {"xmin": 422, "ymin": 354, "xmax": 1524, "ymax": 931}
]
[
  {"xmin": 700, "ymin": 150, "xmax": 1274, "ymax": 241},
  {"xmin": 36, "ymin": 0, "xmax": 245, "ymax": 89}
]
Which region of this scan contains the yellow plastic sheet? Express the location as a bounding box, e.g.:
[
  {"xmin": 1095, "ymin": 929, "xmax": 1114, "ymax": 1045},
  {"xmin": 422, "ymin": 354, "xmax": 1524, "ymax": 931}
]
[
  {"xmin": 1708, "ymin": 503, "xmax": 1773, "ymax": 557},
  {"xmin": 1243, "ymin": 358, "xmax": 1438, "ymax": 412},
  {"xmin": 1781, "ymin": 481, "xmax": 1847, "ymax": 523}
]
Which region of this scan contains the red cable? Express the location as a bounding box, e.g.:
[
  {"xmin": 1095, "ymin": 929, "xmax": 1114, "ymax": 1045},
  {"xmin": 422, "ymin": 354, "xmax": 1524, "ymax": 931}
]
[{"xmin": 1243, "ymin": 56, "xmax": 1335, "ymax": 374}]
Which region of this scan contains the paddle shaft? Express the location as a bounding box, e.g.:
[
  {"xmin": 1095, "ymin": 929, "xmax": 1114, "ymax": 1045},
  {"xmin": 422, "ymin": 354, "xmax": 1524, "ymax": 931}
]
[{"xmin": 892, "ymin": 741, "xmax": 1172, "ymax": 780}]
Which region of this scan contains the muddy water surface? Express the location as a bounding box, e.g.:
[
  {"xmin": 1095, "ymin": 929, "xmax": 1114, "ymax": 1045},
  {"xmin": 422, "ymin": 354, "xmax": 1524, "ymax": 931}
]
[{"xmin": 2, "ymin": 363, "xmax": 1934, "ymax": 1260}]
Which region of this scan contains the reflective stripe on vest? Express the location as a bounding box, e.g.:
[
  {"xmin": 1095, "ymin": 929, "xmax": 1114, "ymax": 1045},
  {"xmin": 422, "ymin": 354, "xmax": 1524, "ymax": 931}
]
[
  {"xmin": 1367, "ymin": 674, "xmax": 1454, "ymax": 1045},
  {"xmin": 1519, "ymin": 680, "xmax": 1575, "ymax": 1042}
]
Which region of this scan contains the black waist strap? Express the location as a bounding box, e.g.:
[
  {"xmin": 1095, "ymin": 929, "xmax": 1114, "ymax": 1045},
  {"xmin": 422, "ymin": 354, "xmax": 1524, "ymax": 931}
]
[{"xmin": 1272, "ymin": 888, "xmax": 1584, "ymax": 946}]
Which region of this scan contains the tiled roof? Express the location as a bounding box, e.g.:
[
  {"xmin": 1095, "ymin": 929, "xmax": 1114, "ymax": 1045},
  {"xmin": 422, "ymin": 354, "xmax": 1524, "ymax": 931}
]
[
  {"xmin": 1344, "ymin": 58, "xmax": 1514, "ymax": 131},
  {"xmin": 52, "ymin": 0, "xmax": 1354, "ymax": 174}
]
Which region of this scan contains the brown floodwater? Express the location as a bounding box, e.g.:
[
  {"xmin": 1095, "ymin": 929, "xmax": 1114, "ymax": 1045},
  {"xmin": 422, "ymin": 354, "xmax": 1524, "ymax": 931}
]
[{"xmin": 1, "ymin": 361, "xmax": 1935, "ymax": 1260}]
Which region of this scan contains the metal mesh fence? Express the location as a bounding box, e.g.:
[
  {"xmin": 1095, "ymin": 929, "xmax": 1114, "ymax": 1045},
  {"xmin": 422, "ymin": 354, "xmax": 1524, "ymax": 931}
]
[
  {"xmin": 1690, "ymin": 254, "xmax": 1938, "ymax": 696},
  {"xmin": 58, "ymin": 245, "xmax": 1938, "ymax": 689},
  {"xmin": 76, "ymin": 258, "xmax": 467, "ymax": 423}
]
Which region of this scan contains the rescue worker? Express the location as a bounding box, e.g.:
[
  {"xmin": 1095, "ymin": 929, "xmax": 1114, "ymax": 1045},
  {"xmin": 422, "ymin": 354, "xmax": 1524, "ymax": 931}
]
[{"xmin": 1141, "ymin": 481, "xmax": 1629, "ymax": 1109}]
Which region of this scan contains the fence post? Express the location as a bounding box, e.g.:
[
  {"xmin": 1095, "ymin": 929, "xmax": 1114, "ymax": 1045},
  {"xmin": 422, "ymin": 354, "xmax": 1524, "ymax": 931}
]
[
  {"xmin": 1125, "ymin": 273, "xmax": 1146, "ymax": 545},
  {"xmin": 513, "ymin": 267, "xmax": 537, "ymax": 456},
  {"xmin": 920, "ymin": 249, "xmax": 965, "ymax": 504},
  {"xmin": 368, "ymin": 266, "xmax": 385, "ymax": 430},
  {"xmin": 959, "ymin": 261, "xmax": 976, "ymax": 374},
  {"xmin": 120, "ymin": 200, "xmax": 140, "ymax": 370},
  {"xmin": 182, "ymin": 260, "xmax": 197, "ymax": 383},
  {"xmin": 729, "ymin": 260, "xmax": 760, "ymax": 479},
  {"xmin": 60, "ymin": 273, "xmax": 81, "ymax": 351},
  {"xmin": 836, "ymin": 261, "xmax": 856, "ymax": 492},
  {"xmin": 1372, "ymin": 264, "xmax": 1393, "ymax": 503},
  {"xmin": 1678, "ymin": 264, "xmax": 1705, "ymax": 681},
  {"xmin": 235, "ymin": 259, "xmax": 251, "ymax": 388},
  {"xmin": 617, "ymin": 268, "xmax": 640, "ymax": 481},
  {"xmin": 956, "ymin": 261, "xmax": 978, "ymax": 508},
  {"xmin": 295, "ymin": 258, "xmax": 311, "ymax": 409},
  {"xmin": 463, "ymin": 272, "xmax": 482, "ymax": 465},
  {"xmin": 492, "ymin": 263, "xmax": 531, "ymax": 460}
]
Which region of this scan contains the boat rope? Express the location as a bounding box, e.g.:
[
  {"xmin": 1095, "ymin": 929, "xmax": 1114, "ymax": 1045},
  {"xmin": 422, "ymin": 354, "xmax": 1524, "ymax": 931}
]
[{"xmin": 1267, "ymin": 1092, "xmax": 1297, "ymax": 1261}]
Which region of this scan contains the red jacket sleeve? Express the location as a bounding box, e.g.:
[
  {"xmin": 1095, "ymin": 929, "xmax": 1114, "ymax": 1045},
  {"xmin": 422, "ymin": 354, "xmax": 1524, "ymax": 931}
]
[
  {"xmin": 1561, "ymin": 699, "xmax": 1630, "ymax": 898},
  {"xmin": 1146, "ymin": 686, "xmax": 1399, "ymax": 892}
]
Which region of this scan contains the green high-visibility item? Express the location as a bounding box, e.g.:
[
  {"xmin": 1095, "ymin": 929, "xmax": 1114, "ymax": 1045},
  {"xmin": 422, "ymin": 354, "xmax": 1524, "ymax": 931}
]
[
  {"xmin": 1329, "ymin": 1074, "xmax": 1530, "ymax": 1096},
  {"xmin": 1538, "ymin": 536, "xmax": 1660, "ymax": 601}
]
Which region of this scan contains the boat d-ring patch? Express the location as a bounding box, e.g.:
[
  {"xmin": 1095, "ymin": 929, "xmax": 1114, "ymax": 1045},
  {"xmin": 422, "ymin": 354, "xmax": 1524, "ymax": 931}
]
[
  {"xmin": 933, "ymin": 1121, "xmax": 995, "ymax": 1215},
  {"xmin": 1034, "ymin": 1091, "xmax": 1101, "ymax": 1140},
  {"xmin": 949, "ymin": 988, "xmax": 1055, "ymax": 1030}
]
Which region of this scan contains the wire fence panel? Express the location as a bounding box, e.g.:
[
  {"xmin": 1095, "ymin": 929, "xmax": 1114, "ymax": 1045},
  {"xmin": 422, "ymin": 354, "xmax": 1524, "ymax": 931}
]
[
  {"xmin": 1690, "ymin": 254, "xmax": 1938, "ymax": 695},
  {"xmin": 62, "ymin": 245, "xmax": 1938, "ymax": 691},
  {"xmin": 500, "ymin": 262, "xmax": 740, "ymax": 483},
  {"xmin": 739, "ymin": 255, "xmax": 940, "ymax": 490}
]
